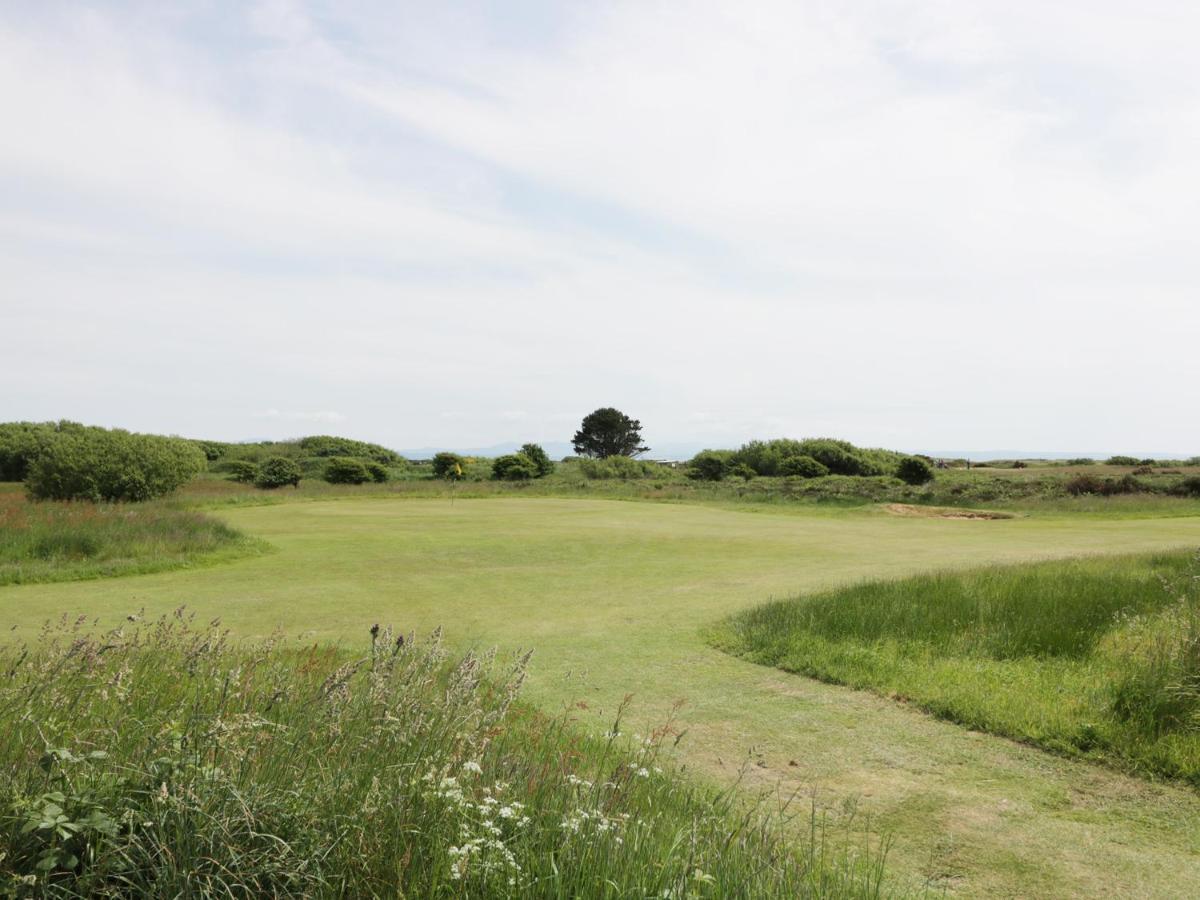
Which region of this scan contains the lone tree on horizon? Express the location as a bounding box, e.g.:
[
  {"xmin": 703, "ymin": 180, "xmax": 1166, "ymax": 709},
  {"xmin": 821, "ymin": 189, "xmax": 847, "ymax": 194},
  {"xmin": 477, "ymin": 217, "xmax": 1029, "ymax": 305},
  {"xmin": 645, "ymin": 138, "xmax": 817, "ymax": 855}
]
[{"xmin": 572, "ymin": 407, "xmax": 649, "ymax": 459}]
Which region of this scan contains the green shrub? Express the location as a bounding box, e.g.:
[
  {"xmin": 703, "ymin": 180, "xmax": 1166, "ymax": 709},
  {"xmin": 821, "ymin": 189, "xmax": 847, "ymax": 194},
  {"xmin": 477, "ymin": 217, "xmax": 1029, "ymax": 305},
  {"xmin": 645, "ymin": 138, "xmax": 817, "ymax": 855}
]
[
  {"xmin": 1065, "ymin": 458, "xmax": 1095, "ymax": 466},
  {"xmin": 431, "ymin": 452, "xmax": 465, "ymax": 481},
  {"xmin": 779, "ymin": 455, "xmax": 829, "ymax": 479},
  {"xmin": 518, "ymin": 443, "xmax": 554, "ymax": 478},
  {"xmin": 1172, "ymin": 476, "xmax": 1200, "ymax": 498},
  {"xmin": 226, "ymin": 460, "xmax": 259, "ymax": 484},
  {"xmin": 686, "ymin": 450, "xmax": 732, "ymax": 481},
  {"xmin": 492, "ymin": 454, "xmax": 538, "ymax": 481},
  {"xmin": 1106, "ymin": 455, "xmax": 1140, "ymax": 466},
  {"xmin": 25, "ymin": 427, "xmax": 205, "ymax": 502},
  {"xmin": 298, "ymin": 435, "xmax": 403, "ymax": 465},
  {"xmin": 323, "ymin": 457, "xmax": 371, "ymax": 485},
  {"xmin": 578, "ymin": 457, "xmax": 662, "ymax": 480},
  {"xmin": 731, "ymin": 438, "xmax": 895, "ymax": 478},
  {"xmin": 729, "ymin": 463, "xmax": 756, "ymax": 481},
  {"xmin": 1065, "ymin": 475, "xmax": 1105, "ymax": 496},
  {"xmin": 895, "ymin": 456, "xmax": 934, "ymax": 486},
  {"xmin": 365, "ymin": 462, "xmax": 390, "ymax": 483},
  {"xmin": 255, "ymin": 457, "xmax": 302, "ymax": 489},
  {"xmin": 0, "ymin": 422, "xmax": 69, "ymax": 482}
]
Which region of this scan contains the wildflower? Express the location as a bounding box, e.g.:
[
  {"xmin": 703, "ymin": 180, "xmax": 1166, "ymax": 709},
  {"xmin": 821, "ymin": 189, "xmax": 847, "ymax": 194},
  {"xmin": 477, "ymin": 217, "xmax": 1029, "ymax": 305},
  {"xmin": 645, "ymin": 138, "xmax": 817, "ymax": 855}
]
[
  {"xmin": 635, "ymin": 767, "xmax": 650, "ymax": 778},
  {"xmin": 462, "ymin": 760, "xmax": 482, "ymax": 775}
]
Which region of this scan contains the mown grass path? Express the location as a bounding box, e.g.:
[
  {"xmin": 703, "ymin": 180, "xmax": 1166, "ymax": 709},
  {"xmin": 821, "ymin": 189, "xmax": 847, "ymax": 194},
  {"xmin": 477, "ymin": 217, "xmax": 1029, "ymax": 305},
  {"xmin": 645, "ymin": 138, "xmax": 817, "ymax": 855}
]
[{"xmin": 5, "ymin": 498, "xmax": 1200, "ymax": 896}]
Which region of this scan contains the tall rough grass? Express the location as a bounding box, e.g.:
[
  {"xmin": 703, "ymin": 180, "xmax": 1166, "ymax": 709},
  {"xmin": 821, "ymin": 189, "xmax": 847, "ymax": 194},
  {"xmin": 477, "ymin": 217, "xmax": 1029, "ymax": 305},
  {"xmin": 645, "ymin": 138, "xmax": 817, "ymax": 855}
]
[
  {"xmin": 712, "ymin": 551, "xmax": 1200, "ymax": 783},
  {"xmin": 0, "ymin": 494, "xmax": 252, "ymax": 585},
  {"xmin": 0, "ymin": 612, "xmax": 890, "ymax": 898}
]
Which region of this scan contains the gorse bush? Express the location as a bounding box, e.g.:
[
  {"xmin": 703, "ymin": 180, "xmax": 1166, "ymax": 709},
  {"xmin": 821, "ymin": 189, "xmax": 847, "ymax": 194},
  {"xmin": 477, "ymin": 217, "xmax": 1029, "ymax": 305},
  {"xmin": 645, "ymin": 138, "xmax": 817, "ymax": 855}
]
[
  {"xmin": 0, "ymin": 422, "xmax": 77, "ymax": 482},
  {"xmin": 1106, "ymin": 455, "xmax": 1140, "ymax": 466},
  {"xmin": 519, "ymin": 444, "xmax": 554, "ymax": 478},
  {"xmin": 322, "ymin": 457, "xmax": 371, "ymax": 485},
  {"xmin": 492, "ymin": 454, "xmax": 538, "ymax": 481},
  {"xmin": 686, "ymin": 450, "xmax": 733, "ymax": 481},
  {"xmin": 225, "ymin": 460, "xmax": 258, "ymax": 484},
  {"xmin": 298, "ymin": 435, "xmax": 404, "ymax": 465},
  {"xmin": 25, "ymin": 427, "xmax": 205, "ymax": 503},
  {"xmin": 0, "ymin": 615, "xmax": 888, "ymax": 898},
  {"xmin": 365, "ymin": 461, "xmax": 390, "ymax": 483},
  {"xmin": 779, "ymin": 455, "xmax": 829, "ymax": 479},
  {"xmin": 432, "ymin": 452, "xmax": 465, "ymax": 481},
  {"xmin": 254, "ymin": 457, "xmax": 302, "ymax": 489},
  {"xmin": 729, "ymin": 439, "xmax": 897, "ymax": 478},
  {"xmin": 895, "ymin": 457, "xmax": 934, "ymax": 486},
  {"xmin": 578, "ymin": 457, "xmax": 664, "ymax": 480}
]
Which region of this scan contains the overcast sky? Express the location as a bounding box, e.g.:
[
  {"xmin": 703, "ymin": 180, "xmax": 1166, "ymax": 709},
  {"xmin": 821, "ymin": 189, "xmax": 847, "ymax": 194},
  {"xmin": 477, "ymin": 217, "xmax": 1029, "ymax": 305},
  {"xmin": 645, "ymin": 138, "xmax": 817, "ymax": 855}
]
[{"xmin": 3, "ymin": 1, "xmax": 1198, "ymax": 455}]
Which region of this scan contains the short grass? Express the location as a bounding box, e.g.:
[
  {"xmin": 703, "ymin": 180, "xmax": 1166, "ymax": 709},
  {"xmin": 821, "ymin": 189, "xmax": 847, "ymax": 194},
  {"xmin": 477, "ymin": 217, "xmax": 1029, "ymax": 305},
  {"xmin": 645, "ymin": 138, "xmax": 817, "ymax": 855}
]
[
  {"xmin": 6, "ymin": 498, "xmax": 1200, "ymax": 896},
  {"xmin": 0, "ymin": 486, "xmax": 261, "ymax": 586},
  {"xmin": 710, "ymin": 551, "xmax": 1200, "ymax": 783},
  {"xmin": 0, "ymin": 614, "xmax": 884, "ymax": 898}
]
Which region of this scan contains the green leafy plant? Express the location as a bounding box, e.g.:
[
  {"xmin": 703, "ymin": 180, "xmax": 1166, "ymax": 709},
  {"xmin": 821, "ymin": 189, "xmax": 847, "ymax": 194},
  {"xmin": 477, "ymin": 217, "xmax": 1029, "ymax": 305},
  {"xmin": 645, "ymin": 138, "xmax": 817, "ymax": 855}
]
[
  {"xmin": 323, "ymin": 457, "xmax": 371, "ymax": 485},
  {"xmin": 518, "ymin": 443, "xmax": 554, "ymax": 478},
  {"xmin": 779, "ymin": 455, "xmax": 829, "ymax": 479},
  {"xmin": 24, "ymin": 426, "xmax": 205, "ymax": 502},
  {"xmin": 686, "ymin": 450, "xmax": 732, "ymax": 481},
  {"xmin": 226, "ymin": 459, "xmax": 259, "ymax": 484},
  {"xmin": 895, "ymin": 456, "xmax": 934, "ymax": 486},
  {"xmin": 492, "ymin": 454, "xmax": 538, "ymax": 481},
  {"xmin": 255, "ymin": 457, "xmax": 302, "ymax": 489},
  {"xmin": 432, "ymin": 452, "xmax": 465, "ymax": 481}
]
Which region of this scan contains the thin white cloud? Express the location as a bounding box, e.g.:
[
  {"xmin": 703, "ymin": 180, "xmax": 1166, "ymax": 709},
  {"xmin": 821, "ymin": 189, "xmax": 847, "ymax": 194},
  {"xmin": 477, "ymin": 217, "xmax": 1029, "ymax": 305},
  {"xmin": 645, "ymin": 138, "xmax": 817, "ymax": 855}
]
[
  {"xmin": 256, "ymin": 409, "xmax": 346, "ymax": 424},
  {"xmin": 0, "ymin": 2, "xmax": 1197, "ymax": 453}
]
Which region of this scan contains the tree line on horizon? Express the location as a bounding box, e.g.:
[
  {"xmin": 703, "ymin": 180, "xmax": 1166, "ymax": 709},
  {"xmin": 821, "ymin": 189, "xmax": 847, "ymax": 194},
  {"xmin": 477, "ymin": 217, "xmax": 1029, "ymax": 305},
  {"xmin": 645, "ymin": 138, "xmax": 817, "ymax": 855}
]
[{"xmin": 3, "ymin": 411, "xmax": 1197, "ymax": 501}]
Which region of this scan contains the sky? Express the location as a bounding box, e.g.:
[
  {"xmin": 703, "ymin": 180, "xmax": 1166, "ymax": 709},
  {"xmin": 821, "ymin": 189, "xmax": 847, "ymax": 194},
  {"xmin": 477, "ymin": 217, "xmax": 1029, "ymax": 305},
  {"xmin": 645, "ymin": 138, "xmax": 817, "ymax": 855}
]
[{"xmin": 2, "ymin": 1, "xmax": 1198, "ymax": 456}]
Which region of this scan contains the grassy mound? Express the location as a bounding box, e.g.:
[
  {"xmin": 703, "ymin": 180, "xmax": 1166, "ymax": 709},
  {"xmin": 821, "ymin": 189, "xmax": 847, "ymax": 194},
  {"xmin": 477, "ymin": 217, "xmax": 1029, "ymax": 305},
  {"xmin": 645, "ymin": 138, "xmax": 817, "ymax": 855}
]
[
  {"xmin": 0, "ymin": 614, "xmax": 888, "ymax": 898},
  {"xmin": 0, "ymin": 491, "xmax": 259, "ymax": 586},
  {"xmin": 711, "ymin": 550, "xmax": 1200, "ymax": 783}
]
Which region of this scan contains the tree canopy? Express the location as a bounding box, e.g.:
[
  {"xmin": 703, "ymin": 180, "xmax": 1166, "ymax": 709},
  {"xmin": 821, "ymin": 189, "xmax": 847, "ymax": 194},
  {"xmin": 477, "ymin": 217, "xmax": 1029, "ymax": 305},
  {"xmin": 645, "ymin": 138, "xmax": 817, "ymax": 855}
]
[{"xmin": 571, "ymin": 408, "xmax": 649, "ymax": 459}]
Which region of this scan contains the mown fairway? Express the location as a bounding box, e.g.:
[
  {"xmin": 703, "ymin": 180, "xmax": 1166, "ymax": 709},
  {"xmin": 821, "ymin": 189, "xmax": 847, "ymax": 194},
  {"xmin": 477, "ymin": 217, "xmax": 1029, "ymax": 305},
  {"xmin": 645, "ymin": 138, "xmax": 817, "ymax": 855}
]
[{"xmin": 6, "ymin": 498, "xmax": 1200, "ymax": 896}]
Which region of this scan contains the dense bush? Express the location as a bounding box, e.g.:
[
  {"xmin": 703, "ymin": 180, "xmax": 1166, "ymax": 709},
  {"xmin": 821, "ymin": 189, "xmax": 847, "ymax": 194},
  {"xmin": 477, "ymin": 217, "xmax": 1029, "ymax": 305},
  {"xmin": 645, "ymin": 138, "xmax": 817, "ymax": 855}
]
[
  {"xmin": 895, "ymin": 456, "xmax": 935, "ymax": 486},
  {"xmin": 1064, "ymin": 458, "xmax": 1095, "ymax": 466},
  {"xmin": 779, "ymin": 455, "xmax": 829, "ymax": 479},
  {"xmin": 492, "ymin": 454, "xmax": 538, "ymax": 481},
  {"xmin": 1106, "ymin": 455, "xmax": 1140, "ymax": 466},
  {"xmin": 298, "ymin": 435, "xmax": 403, "ymax": 465},
  {"xmin": 578, "ymin": 457, "xmax": 663, "ymax": 480},
  {"xmin": 323, "ymin": 457, "xmax": 371, "ymax": 485},
  {"xmin": 1172, "ymin": 476, "xmax": 1200, "ymax": 498},
  {"xmin": 432, "ymin": 452, "xmax": 465, "ymax": 480},
  {"xmin": 1065, "ymin": 474, "xmax": 1145, "ymax": 497},
  {"xmin": 730, "ymin": 439, "xmax": 895, "ymax": 478},
  {"xmin": 255, "ymin": 457, "xmax": 302, "ymax": 489},
  {"xmin": 519, "ymin": 443, "xmax": 554, "ymax": 478},
  {"xmin": 226, "ymin": 460, "xmax": 259, "ymax": 484},
  {"xmin": 686, "ymin": 450, "xmax": 733, "ymax": 481},
  {"xmin": 729, "ymin": 463, "xmax": 756, "ymax": 481},
  {"xmin": 25, "ymin": 427, "xmax": 205, "ymax": 502},
  {"xmin": 365, "ymin": 462, "xmax": 390, "ymax": 483},
  {"xmin": 0, "ymin": 422, "xmax": 84, "ymax": 482}
]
